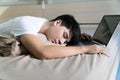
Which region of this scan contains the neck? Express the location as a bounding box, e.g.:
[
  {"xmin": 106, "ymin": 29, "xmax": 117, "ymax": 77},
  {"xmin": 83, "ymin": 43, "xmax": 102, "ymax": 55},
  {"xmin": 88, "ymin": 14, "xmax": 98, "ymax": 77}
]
[{"xmin": 39, "ymin": 21, "xmax": 53, "ymax": 34}]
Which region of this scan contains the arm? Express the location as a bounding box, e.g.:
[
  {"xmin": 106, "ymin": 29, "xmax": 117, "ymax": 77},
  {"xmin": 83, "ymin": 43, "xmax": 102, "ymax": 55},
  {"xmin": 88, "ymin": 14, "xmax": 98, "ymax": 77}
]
[{"xmin": 20, "ymin": 34, "xmax": 108, "ymax": 60}]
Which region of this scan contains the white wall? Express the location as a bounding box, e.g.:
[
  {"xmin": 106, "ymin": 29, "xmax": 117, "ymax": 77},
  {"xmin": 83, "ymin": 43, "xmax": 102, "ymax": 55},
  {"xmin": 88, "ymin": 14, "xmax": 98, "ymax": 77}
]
[
  {"xmin": 0, "ymin": 0, "xmax": 41, "ymax": 6},
  {"xmin": 0, "ymin": 6, "xmax": 8, "ymax": 17},
  {"xmin": 44, "ymin": 0, "xmax": 120, "ymax": 23},
  {"xmin": 0, "ymin": 0, "xmax": 120, "ymax": 23}
]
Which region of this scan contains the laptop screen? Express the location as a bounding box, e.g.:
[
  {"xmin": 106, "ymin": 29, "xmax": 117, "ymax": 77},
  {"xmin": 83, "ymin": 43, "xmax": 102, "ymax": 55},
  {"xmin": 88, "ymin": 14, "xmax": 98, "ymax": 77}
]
[{"xmin": 93, "ymin": 15, "xmax": 120, "ymax": 46}]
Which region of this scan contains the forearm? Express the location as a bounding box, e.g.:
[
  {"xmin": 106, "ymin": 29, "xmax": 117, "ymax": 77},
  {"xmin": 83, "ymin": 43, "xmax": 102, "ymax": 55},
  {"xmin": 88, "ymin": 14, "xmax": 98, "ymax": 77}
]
[
  {"xmin": 38, "ymin": 45, "xmax": 86, "ymax": 59},
  {"xmin": 39, "ymin": 44, "xmax": 109, "ymax": 59}
]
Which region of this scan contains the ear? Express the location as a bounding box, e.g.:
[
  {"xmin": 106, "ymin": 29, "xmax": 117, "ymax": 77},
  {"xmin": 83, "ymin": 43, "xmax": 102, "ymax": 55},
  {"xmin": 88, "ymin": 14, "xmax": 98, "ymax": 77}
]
[{"xmin": 54, "ymin": 19, "xmax": 62, "ymax": 26}]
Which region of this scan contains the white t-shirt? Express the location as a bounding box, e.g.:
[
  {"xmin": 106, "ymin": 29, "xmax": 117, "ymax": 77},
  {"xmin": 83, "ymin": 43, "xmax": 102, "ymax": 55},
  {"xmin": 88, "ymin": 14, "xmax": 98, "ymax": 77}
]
[{"xmin": 0, "ymin": 16, "xmax": 48, "ymax": 37}]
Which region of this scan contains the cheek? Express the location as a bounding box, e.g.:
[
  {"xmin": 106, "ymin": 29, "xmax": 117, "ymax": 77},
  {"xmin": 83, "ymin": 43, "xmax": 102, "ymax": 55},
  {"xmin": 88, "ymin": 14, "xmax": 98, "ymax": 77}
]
[
  {"xmin": 52, "ymin": 32, "xmax": 62, "ymax": 39},
  {"xmin": 56, "ymin": 30, "xmax": 64, "ymax": 38},
  {"xmin": 47, "ymin": 30, "xmax": 60, "ymax": 40},
  {"xmin": 51, "ymin": 33, "xmax": 63, "ymax": 41},
  {"xmin": 47, "ymin": 27, "xmax": 64, "ymax": 40}
]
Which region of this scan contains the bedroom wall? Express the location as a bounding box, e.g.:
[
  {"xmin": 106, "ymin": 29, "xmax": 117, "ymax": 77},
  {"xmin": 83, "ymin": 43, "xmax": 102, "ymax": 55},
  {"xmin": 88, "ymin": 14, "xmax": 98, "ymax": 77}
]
[
  {"xmin": 0, "ymin": 5, "xmax": 43, "ymax": 21},
  {"xmin": 0, "ymin": 0, "xmax": 120, "ymax": 23},
  {"xmin": 0, "ymin": 6, "xmax": 9, "ymax": 18}
]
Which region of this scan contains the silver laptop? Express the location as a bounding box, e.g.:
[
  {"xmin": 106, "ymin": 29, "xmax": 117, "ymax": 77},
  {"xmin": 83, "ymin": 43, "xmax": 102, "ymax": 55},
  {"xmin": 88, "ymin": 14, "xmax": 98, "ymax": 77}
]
[{"xmin": 80, "ymin": 15, "xmax": 120, "ymax": 47}]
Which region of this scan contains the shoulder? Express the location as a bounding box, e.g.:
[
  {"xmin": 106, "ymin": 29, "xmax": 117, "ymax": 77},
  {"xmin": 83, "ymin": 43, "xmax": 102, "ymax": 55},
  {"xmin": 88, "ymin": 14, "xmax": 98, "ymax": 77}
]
[
  {"xmin": 13, "ymin": 16, "xmax": 47, "ymax": 22},
  {"xmin": 11, "ymin": 16, "xmax": 47, "ymax": 26}
]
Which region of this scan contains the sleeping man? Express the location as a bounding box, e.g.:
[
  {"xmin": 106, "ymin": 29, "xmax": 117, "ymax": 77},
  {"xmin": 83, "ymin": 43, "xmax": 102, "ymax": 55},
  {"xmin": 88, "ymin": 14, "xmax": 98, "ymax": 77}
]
[{"xmin": 0, "ymin": 14, "xmax": 108, "ymax": 59}]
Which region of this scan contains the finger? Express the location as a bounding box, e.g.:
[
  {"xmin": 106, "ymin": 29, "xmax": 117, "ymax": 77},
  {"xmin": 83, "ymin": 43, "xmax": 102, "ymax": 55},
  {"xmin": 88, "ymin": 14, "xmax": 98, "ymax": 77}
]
[
  {"xmin": 101, "ymin": 48, "xmax": 109, "ymax": 57},
  {"xmin": 102, "ymin": 52, "xmax": 109, "ymax": 57},
  {"xmin": 96, "ymin": 45, "xmax": 109, "ymax": 57}
]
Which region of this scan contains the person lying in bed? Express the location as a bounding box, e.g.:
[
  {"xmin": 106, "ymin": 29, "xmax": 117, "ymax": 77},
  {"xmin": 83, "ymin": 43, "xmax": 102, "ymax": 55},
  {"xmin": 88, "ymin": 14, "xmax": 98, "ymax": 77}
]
[{"xmin": 0, "ymin": 14, "xmax": 108, "ymax": 59}]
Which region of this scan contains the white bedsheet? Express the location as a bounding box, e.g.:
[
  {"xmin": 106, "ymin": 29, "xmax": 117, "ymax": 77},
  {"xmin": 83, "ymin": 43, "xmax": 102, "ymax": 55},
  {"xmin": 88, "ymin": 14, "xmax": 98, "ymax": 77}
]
[{"xmin": 0, "ymin": 24, "xmax": 119, "ymax": 80}]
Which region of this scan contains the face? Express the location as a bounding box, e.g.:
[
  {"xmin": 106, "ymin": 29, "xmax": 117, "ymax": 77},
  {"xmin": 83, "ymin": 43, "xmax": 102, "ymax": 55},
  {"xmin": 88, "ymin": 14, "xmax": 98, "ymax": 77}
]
[{"xmin": 45, "ymin": 20, "xmax": 72, "ymax": 44}]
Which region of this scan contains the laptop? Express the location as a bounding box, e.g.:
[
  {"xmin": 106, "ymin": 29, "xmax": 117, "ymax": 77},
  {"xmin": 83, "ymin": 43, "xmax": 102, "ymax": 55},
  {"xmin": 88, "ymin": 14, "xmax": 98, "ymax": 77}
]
[{"xmin": 80, "ymin": 15, "xmax": 120, "ymax": 47}]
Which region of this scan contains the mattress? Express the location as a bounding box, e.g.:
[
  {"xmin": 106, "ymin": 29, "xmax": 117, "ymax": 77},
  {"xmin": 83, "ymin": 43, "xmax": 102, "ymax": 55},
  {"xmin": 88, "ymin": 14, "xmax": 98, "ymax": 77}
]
[{"xmin": 0, "ymin": 24, "xmax": 119, "ymax": 80}]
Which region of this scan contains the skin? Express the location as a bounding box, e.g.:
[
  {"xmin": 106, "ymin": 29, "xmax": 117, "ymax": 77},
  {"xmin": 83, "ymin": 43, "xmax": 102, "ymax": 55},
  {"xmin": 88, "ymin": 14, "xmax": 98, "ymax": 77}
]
[
  {"xmin": 20, "ymin": 19, "xmax": 109, "ymax": 60},
  {"xmin": 42, "ymin": 20, "xmax": 72, "ymax": 44}
]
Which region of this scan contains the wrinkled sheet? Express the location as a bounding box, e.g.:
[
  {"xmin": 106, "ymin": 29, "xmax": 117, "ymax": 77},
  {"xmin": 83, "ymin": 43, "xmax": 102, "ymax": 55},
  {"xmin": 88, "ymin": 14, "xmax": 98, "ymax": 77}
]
[{"xmin": 0, "ymin": 25, "xmax": 119, "ymax": 80}]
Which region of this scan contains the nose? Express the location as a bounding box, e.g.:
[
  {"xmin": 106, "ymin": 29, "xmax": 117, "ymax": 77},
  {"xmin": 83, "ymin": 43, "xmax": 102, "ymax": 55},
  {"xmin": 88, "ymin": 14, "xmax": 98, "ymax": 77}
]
[{"xmin": 59, "ymin": 39, "xmax": 67, "ymax": 44}]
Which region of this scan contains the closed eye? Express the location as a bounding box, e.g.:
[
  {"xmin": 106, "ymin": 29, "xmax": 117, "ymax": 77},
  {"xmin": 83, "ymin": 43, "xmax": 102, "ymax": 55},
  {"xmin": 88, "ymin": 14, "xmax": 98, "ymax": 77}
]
[{"xmin": 63, "ymin": 32, "xmax": 68, "ymax": 39}]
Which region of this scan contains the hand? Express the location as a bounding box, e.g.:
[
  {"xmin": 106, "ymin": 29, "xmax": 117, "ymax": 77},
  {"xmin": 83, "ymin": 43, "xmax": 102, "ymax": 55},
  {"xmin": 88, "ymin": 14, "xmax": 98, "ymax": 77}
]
[
  {"xmin": 81, "ymin": 33, "xmax": 93, "ymax": 41},
  {"xmin": 85, "ymin": 44, "xmax": 109, "ymax": 57}
]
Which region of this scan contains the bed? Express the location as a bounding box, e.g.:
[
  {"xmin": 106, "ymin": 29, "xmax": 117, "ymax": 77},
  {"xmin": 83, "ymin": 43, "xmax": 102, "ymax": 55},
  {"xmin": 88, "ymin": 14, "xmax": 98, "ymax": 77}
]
[{"xmin": 0, "ymin": 22, "xmax": 120, "ymax": 80}]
